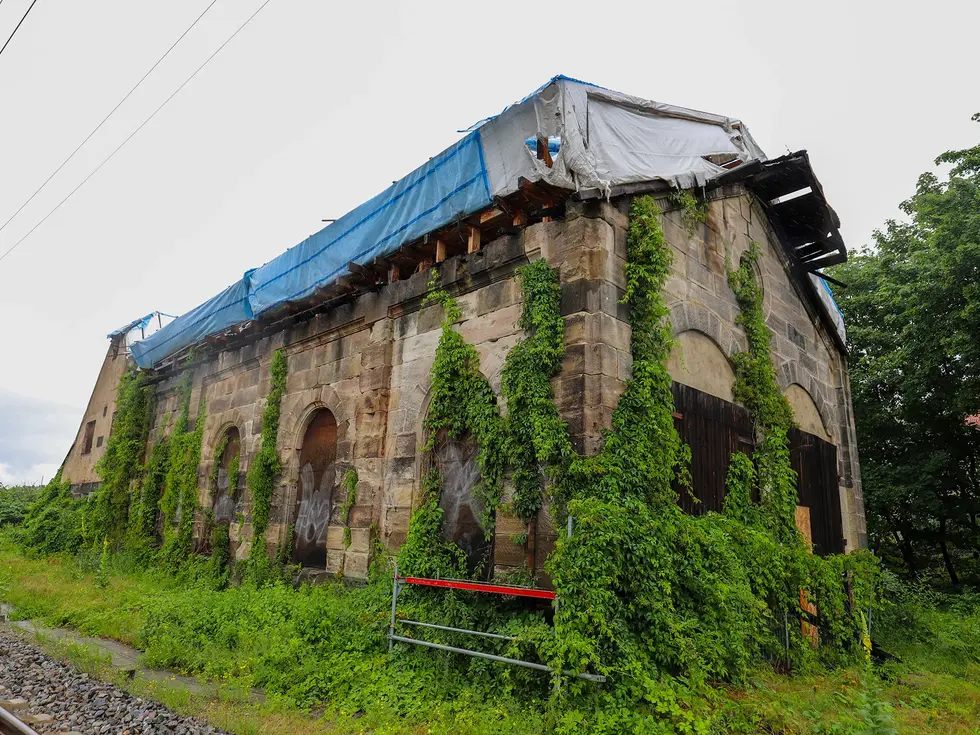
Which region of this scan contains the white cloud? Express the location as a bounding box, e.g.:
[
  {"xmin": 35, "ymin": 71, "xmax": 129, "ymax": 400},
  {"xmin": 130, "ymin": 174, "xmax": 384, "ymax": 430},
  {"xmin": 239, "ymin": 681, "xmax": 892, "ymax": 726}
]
[{"xmin": 0, "ymin": 391, "xmax": 81, "ymax": 486}]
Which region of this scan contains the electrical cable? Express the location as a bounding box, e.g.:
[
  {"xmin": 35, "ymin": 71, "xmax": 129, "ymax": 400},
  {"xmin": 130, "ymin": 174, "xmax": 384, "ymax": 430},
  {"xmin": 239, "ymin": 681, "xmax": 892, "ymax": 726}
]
[
  {"xmin": 0, "ymin": 0, "xmax": 40, "ymax": 59},
  {"xmin": 0, "ymin": 0, "xmax": 219, "ymax": 238},
  {"xmin": 0, "ymin": 0, "xmax": 274, "ymax": 265}
]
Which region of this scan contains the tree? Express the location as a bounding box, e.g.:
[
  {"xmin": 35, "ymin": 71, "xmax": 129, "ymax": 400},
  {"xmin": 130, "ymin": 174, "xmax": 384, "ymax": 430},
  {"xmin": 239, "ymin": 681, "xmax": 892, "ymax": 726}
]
[{"xmin": 830, "ymin": 117, "xmax": 980, "ymax": 586}]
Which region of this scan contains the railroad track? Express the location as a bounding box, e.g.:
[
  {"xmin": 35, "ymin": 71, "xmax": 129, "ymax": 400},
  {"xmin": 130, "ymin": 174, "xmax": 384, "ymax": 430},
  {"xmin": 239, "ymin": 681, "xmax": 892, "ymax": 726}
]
[{"xmin": 0, "ymin": 702, "xmax": 39, "ymax": 735}]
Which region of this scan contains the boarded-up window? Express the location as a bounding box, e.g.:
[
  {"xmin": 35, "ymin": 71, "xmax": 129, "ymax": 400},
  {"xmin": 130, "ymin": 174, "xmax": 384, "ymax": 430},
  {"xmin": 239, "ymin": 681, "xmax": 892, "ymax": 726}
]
[
  {"xmin": 434, "ymin": 430, "xmax": 491, "ymax": 577},
  {"xmin": 292, "ymin": 410, "xmax": 337, "ymax": 567},
  {"xmin": 672, "ymin": 383, "xmax": 754, "ymax": 514},
  {"xmin": 82, "ymin": 421, "xmax": 96, "ymax": 455},
  {"xmin": 672, "ymin": 381, "xmax": 844, "ymax": 556},
  {"xmin": 790, "ymin": 428, "xmax": 844, "ymax": 555},
  {"xmin": 213, "ymin": 427, "xmax": 241, "ymax": 524}
]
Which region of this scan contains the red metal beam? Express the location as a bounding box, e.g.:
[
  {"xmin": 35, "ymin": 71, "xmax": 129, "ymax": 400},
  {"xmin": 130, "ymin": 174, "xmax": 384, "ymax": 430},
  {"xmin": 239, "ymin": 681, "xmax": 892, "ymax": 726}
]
[{"xmin": 402, "ymin": 576, "xmax": 556, "ymax": 600}]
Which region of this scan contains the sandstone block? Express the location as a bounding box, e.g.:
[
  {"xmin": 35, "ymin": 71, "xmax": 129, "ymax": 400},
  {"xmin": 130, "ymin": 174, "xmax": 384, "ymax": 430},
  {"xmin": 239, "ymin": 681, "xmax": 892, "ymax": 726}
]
[
  {"xmin": 348, "ymin": 527, "xmax": 372, "ymax": 555},
  {"xmin": 326, "ymin": 549, "xmax": 344, "ymax": 574},
  {"xmin": 344, "ymin": 551, "xmax": 370, "ymax": 579}
]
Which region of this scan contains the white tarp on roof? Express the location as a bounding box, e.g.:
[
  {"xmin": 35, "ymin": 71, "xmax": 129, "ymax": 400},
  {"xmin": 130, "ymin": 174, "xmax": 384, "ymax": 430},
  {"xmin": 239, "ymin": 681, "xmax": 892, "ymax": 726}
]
[{"xmin": 478, "ymin": 76, "xmax": 766, "ymax": 197}]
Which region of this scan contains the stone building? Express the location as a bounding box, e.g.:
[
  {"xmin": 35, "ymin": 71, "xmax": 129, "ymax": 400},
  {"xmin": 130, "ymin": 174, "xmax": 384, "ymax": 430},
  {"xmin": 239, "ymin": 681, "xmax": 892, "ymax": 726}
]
[
  {"xmin": 61, "ymin": 77, "xmax": 866, "ymax": 580},
  {"xmin": 61, "ymin": 312, "xmax": 173, "ymax": 495}
]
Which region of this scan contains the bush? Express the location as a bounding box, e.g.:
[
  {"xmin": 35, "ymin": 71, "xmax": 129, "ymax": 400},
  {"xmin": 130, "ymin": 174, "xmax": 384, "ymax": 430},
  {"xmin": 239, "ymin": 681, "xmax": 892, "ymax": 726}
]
[
  {"xmin": 17, "ymin": 475, "xmax": 87, "ymax": 557},
  {"xmin": 0, "ymin": 484, "xmax": 38, "ymax": 527}
]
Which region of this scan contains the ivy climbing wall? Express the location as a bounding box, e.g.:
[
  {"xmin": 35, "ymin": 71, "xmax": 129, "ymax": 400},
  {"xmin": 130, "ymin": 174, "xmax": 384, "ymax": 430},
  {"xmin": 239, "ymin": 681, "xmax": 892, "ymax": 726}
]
[{"xmin": 124, "ymin": 180, "xmax": 864, "ymax": 581}]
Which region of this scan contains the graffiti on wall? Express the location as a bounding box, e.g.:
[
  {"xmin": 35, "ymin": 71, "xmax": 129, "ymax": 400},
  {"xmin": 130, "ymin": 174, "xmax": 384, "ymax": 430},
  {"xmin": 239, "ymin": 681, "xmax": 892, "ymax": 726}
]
[{"xmin": 435, "ymin": 434, "xmax": 490, "ymax": 575}]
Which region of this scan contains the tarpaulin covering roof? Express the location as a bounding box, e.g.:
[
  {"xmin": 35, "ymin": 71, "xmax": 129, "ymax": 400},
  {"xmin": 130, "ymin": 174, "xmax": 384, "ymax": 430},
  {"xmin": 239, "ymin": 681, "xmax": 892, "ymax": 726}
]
[{"xmin": 130, "ymin": 75, "xmax": 771, "ymax": 369}]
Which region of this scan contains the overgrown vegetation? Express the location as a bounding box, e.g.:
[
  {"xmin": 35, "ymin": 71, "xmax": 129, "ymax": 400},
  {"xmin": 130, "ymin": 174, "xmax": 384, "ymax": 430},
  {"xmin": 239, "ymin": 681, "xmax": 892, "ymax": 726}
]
[
  {"xmin": 502, "ymin": 259, "xmax": 574, "ymax": 525},
  {"xmin": 90, "ymin": 369, "xmax": 155, "ymax": 547},
  {"xmin": 418, "ymin": 283, "xmax": 508, "ymax": 537},
  {"xmin": 0, "ymin": 484, "xmax": 37, "ymax": 527},
  {"xmin": 394, "ymin": 197, "xmax": 878, "ymax": 732},
  {"xmin": 159, "ymin": 375, "xmax": 206, "ymax": 571},
  {"xmin": 340, "ymin": 468, "xmax": 357, "ymax": 548},
  {"xmin": 7, "ymin": 189, "xmax": 939, "ymax": 732},
  {"xmin": 3, "ymin": 531, "xmax": 976, "ymax": 734},
  {"xmin": 245, "ymin": 349, "xmax": 287, "ymax": 570}
]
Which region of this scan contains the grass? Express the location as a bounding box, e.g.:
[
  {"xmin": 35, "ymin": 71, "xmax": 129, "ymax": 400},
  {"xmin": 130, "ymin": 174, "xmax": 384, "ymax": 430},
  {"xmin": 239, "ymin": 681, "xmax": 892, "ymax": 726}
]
[{"xmin": 1, "ymin": 534, "xmax": 979, "ymax": 734}]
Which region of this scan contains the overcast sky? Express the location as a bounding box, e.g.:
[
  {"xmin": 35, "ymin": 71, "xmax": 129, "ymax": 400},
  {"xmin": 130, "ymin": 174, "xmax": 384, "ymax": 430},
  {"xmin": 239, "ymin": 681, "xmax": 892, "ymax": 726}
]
[{"xmin": 0, "ymin": 0, "xmax": 975, "ymax": 485}]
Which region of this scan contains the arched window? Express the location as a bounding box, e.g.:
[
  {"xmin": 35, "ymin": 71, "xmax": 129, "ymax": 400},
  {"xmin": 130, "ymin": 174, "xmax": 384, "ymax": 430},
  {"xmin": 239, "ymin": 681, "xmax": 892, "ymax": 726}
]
[
  {"xmin": 213, "ymin": 427, "xmax": 241, "ymax": 524},
  {"xmin": 668, "ymin": 330, "xmax": 751, "ymax": 514},
  {"xmin": 433, "ymin": 429, "xmax": 492, "ymax": 577},
  {"xmin": 292, "ymin": 409, "xmax": 338, "ymax": 567}
]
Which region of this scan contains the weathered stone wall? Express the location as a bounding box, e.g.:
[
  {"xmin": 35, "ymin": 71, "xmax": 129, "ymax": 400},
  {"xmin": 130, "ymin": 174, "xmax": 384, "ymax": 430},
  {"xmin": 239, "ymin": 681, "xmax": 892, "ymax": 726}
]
[
  {"xmin": 141, "ymin": 183, "xmax": 866, "ymax": 579},
  {"xmin": 655, "ymin": 186, "xmax": 867, "ymax": 550},
  {"xmin": 62, "ymin": 344, "xmax": 130, "ymax": 494}
]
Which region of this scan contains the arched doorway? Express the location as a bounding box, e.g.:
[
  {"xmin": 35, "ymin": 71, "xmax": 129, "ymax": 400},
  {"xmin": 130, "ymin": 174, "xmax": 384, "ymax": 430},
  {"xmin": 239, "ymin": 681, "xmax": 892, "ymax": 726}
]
[
  {"xmin": 432, "ymin": 429, "xmax": 492, "ymax": 577},
  {"xmin": 213, "ymin": 427, "xmax": 241, "ymax": 524},
  {"xmin": 292, "ymin": 409, "xmax": 338, "ymax": 567}
]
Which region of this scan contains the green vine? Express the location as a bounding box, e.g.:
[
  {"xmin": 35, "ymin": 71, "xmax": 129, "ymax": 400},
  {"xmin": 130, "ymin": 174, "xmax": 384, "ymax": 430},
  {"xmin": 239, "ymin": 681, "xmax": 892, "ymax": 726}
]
[
  {"xmin": 341, "ymin": 468, "xmax": 358, "ymax": 548},
  {"xmin": 159, "ymin": 375, "xmax": 206, "ymax": 570},
  {"xmin": 420, "ymin": 279, "xmax": 507, "ymax": 532},
  {"xmin": 398, "ymin": 468, "xmax": 466, "ymax": 578},
  {"xmin": 727, "ymin": 242, "xmax": 798, "ymax": 542},
  {"xmin": 90, "ymin": 368, "xmax": 154, "ymax": 547},
  {"xmin": 209, "ymin": 432, "xmax": 231, "ymax": 501},
  {"xmin": 127, "ymin": 435, "xmax": 170, "ymax": 547},
  {"xmin": 246, "ymin": 349, "xmax": 287, "ymax": 563},
  {"xmin": 567, "ymin": 195, "xmax": 692, "ymax": 507},
  {"xmin": 670, "ymin": 188, "xmax": 708, "ymax": 236},
  {"xmin": 501, "ymin": 260, "xmax": 573, "ymax": 525}
]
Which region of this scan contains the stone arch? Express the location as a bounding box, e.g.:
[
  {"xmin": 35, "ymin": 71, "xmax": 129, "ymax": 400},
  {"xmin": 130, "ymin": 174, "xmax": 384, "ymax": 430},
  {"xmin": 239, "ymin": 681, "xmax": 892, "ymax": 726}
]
[
  {"xmin": 783, "ymin": 381, "xmax": 834, "ymax": 444},
  {"xmin": 277, "ymin": 389, "xmax": 353, "ymax": 552},
  {"xmin": 211, "ymin": 425, "xmax": 242, "ymax": 524},
  {"xmin": 412, "ymin": 373, "xmax": 498, "ymax": 577},
  {"xmin": 666, "ymin": 329, "xmax": 737, "ymax": 403},
  {"xmin": 290, "ymin": 407, "xmax": 339, "ymax": 567},
  {"xmin": 776, "ymin": 360, "xmax": 836, "ymax": 432},
  {"xmin": 669, "ymin": 301, "xmax": 746, "ymax": 360}
]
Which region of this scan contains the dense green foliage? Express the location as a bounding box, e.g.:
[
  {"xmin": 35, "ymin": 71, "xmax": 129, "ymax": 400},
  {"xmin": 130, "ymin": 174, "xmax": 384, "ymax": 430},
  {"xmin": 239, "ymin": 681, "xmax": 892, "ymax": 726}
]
[
  {"xmin": 17, "ymin": 473, "xmax": 86, "ymax": 557},
  {"xmin": 127, "ymin": 436, "xmax": 170, "ymax": 547},
  {"xmin": 159, "ymin": 374, "xmax": 206, "ymax": 570},
  {"xmin": 398, "ymin": 469, "xmax": 467, "ymax": 578},
  {"xmin": 420, "ymin": 283, "xmax": 508, "ymax": 535},
  {"xmin": 828, "ymin": 122, "xmax": 980, "ymax": 586},
  {"xmin": 502, "ymin": 260, "xmax": 573, "ymax": 525},
  {"xmin": 245, "ymin": 349, "xmax": 287, "ymax": 560},
  {"xmin": 395, "ymin": 196, "xmax": 875, "ymax": 733},
  {"xmin": 727, "ymin": 243, "xmax": 798, "ymax": 542},
  {"xmin": 89, "ymin": 368, "xmax": 155, "ymax": 547},
  {"xmin": 6, "ymin": 190, "xmax": 899, "ymax": 732},
  {"xmin": 8, "ymin": 522, "xmax": 968, "ymax": 733},
  {"xmin": 0, "ymin": 484, "xmax": 37, "ymax": 527}
]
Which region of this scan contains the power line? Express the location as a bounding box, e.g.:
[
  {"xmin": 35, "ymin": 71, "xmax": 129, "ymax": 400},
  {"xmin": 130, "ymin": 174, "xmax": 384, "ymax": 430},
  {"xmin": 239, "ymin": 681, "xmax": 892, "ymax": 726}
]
[
  {"xmin": 0, "ymin": 0, "xmax": 220, "ymax": 239},
  {"xmin": 0, "ymin": 0, "xmax": 274, "ymax": 265},
  {"xmin": 0, "ymin": 0, "xmax": 40, "ymax": 59}
]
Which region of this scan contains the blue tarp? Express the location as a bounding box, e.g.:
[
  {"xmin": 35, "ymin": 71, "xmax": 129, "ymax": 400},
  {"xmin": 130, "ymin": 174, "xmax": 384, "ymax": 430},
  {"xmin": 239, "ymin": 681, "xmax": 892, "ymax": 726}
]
[
  {"xmin": 131, "ymin": 278, "xmax": 253, "ymax": 369},
  {"xmin": 248, "ymin": 132, "xmax": 491, "ymax": 316},
  {"xmin": 130, "ymin": 131, "xmax": 491, "ymax": 369},
  {"xmin": 108, "ymin": 313, "xmax": 153, "ymax": 338}
]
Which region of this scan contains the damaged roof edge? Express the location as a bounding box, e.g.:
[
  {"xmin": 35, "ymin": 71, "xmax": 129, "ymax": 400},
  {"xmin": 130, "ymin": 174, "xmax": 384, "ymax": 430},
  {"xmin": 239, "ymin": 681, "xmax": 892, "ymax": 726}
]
[{"xmin": 122, "ymin": 77, "xmax": 820, "ymax": 370}]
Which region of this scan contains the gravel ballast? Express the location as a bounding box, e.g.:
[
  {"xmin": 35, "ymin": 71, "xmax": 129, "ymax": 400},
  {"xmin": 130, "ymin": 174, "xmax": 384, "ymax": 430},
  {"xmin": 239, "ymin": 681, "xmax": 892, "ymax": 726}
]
[{"xmin": 0, "ymin": 629, "xmax": 228, "ymax": 735}]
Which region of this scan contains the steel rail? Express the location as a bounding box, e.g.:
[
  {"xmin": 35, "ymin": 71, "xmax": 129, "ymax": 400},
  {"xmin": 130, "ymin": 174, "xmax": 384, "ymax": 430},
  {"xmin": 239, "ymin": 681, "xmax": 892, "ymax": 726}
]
[
  {"xmin": 389, "ymin": 635, "xmax": 605, "ymax": 682},
  {"xmin": 399, "ymin": 618, "xmax": 518, "ymax": 642},
  {"xmin": 0, "ymin": 706, "xmax": 38, "ymax": 735}
]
